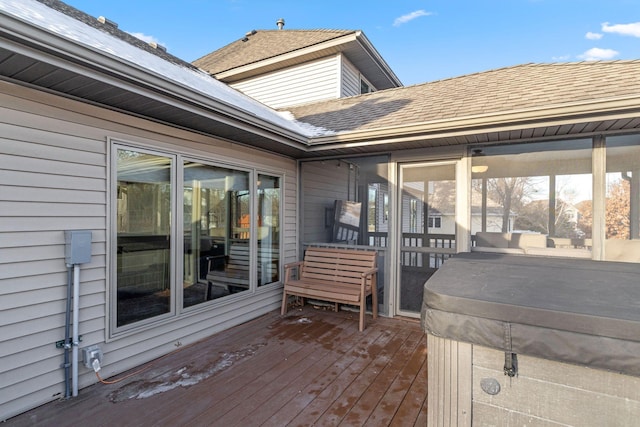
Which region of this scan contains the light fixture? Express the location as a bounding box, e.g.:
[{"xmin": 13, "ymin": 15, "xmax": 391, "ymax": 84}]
[
  {"xmin": 471, "ymin": 149, "xmax": 489, "ymax": 174},
  {"xmin": 472, "ymin": 165, "xmax": 489, "ymax": 173}
]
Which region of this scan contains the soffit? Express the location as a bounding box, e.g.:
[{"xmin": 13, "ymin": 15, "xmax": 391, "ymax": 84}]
[{"xmin": 0, "ymin": 45, "xmax": 308, "ymax": 158}]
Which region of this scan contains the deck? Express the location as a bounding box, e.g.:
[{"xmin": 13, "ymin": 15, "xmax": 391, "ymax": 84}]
[{"xmin": 8, "ymin": 306, "xmax": 427, "ymax": 426}]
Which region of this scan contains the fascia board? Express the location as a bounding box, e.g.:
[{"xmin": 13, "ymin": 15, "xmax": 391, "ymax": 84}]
[
  {"xmin": 354, "ymin": 31, "xmax": 403, "ymax": 87},
  {"xmin": 216, "ymin": 31, "xmax": 402, "ymax": 89},
  {"xmin": 307, "ymin": 96, "xmax": 640, "ymax": 149},
  {"xmin": 0, "ymin": 11, "xmax": 311, "ymax": 147}
]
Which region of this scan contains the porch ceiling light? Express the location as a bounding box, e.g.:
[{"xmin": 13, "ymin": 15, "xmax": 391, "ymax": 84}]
[
  {"xmin": 472, "ymin": 165, "xmax": 489, "ymax": 173},
  {"xmin": 471, "ymin": 149, "xmax": 489, "ymax": 174}
]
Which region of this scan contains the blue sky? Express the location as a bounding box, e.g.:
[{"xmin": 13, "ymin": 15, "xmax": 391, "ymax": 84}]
[{"xmin": 64, "ymin": 0, "xmax": 639, "ymax": 86}]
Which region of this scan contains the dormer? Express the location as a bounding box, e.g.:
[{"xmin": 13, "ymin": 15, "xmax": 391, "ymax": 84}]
[{"xmin": 193, "ymin": 26, "xmax": 402, "ymax": 108}]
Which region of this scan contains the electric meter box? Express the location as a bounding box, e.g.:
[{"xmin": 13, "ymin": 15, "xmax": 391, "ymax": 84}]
[{"xmin": 64, "ymin": 230, "xmax": 92, "ymax": 265}]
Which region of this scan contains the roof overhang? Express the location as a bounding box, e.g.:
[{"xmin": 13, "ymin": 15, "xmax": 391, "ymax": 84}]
[
  {"xmin": 1, "ymin": 2, "xmax": 639, "ymax": 162},
  {"xmin": 214, "ymin": 31, "xmax": 402, "ymax": 90},
  {"xmin": 0, "ymin": 4, "xmax": 312, "ymax": 157},
  {"xmin": 290, "ymin": 101, "xmax": 640, "ymax": 159}
]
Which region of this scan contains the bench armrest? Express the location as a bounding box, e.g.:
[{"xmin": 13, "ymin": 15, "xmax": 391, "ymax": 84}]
[
  {"xmin": 284, "ymin": 260, "xmax": 304, "ymax": 270},
  {"xmin": 284, "ymin": 261, "xmax": 304, "ymax": 283},
  {"xmin": 360, "ymin": 267, "xmax": 378, "ymax": 278},
  {"xmin": 205, "ymin": 254, "xmax": 226, "ymax": 272}
]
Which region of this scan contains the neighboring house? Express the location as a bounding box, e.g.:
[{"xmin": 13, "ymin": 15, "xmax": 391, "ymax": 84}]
[
  {"xmin": 193, "ymin": 25, "xmax": 402, "ymax": 108},
  {"xmin": 2, "ymin": 0, "xmax": 640, "ymax": 421}
]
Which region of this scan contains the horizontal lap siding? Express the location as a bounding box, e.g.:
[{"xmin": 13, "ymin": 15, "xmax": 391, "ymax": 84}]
[
  {"xmin": 341, "ymin": 56, "xmax": 361, "ymax": 98},
  {"xmin": 300, "ymin": 161, "xmax": 351, "ymax": 244},
  {"xmin": 231, "ymin": 56, "xmax": 340, "ymax": 108},
  {"xmin": 0, "ymin": 82, "xmax": 298, "ymax": 421},
  {"xmin": 0, "ymin": 96, "xmax": 108, "ymax": 420}
]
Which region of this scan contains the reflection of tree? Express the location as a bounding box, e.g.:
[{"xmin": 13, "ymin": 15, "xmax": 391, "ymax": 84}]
[
  {"xmin": 606, "ymin": 179, "xmax": 630, "ymax": 239},
  {"xmin": 484, "ymin": 178, "xmax": 536, "ymax": 232},
  {"xmin": 577, "ymin": 200, "xmax": 593, "ymax": 238},
  {"xmin": 429, "ymin": 180, "xmax": 455, "ymax": 214},
  {"xmin": 515, "ymin": 200, "xmax": 548, "ymax": 233},
  {"xmin": 577, "ymin": 179, "xmax": 631, "ymax": 239},
  {"xmin": 516, "ymin": 199, "xmax": 581, "ymax": 238}
]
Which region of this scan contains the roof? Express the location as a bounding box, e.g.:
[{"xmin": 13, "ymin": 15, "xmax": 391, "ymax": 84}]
[
  {"xmin": 0, "ymin": 0, "xmax": 322, "ymax": 157},
  {"xmin": 193, "ymin": 29, "xmax": 402, "ymax": 90},
  {"xmin": 1, "ymin": 1, "xmax": 639, "ymax": 160},
  {"xmin": 284, "ymin": 61, "xmax": 640, "ymax": 153},
  {"xmin": 36, "ymin": 0, "xmax": 196, "ymax": 69},
  {"xmin": 194, "ymin": 29, "xmax": 355, "ymax": 75}
]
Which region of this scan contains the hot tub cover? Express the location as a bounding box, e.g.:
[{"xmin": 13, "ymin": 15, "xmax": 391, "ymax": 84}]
[{"xmin": 421, "ymin": 252, "xmax": 640, "ymax": 377}]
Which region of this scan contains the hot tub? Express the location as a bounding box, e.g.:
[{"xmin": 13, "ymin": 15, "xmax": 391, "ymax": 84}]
[{"xmin": 421, "ymin": 252, "xmax": 640, "ymax": 426}]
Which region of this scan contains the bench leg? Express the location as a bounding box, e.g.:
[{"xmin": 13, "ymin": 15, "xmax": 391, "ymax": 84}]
[
  {"xmin": 372, "ymin": 287, "xmax": 378, "ymax": 319},
  {"xmin": 281, "ymin": 290, "xmax": 288, "ymax": 315},
  {"xmin": 359, "ymin": 300, "xmax": 365, "ymax": 332},
  {"xmin": 204, "ymin": 282, "xmax": 211, "ymax": 301}
]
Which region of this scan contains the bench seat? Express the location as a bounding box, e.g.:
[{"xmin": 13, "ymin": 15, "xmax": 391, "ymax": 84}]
[{"xmin": 281, "ymin": 247, "xmax": 378, "ymax": 331}]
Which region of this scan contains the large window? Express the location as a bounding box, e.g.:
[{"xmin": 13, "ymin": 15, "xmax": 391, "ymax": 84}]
[
  {"xmin": 605, "ymin": 135, "xmax": 640, "ymax": 262},
  {"xmin": 471, "ymin": 139, "xmax": 593, "ymax": 256},
  {"xmin": 116, "ymin": 149, "xmax": 173, "ymax": 327},
  {"xmin": 113, "ymin": 145, "xmax": 282, "ymax": 330},
  {"xmin": 257, "ymin": 174, "xmax": 280, "ymax": 287},
  {"xmin": 183, "ymin": 162, "xmax": 250, "ymax": 306}
]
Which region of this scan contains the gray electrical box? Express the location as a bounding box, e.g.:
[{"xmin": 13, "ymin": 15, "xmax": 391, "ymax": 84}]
[{"xmin": 64, "ymin": 230, "xmax": 92, "ymax": 264}]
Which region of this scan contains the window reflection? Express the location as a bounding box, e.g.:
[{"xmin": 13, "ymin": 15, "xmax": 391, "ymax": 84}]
[
  {"xmin": 116, "ymin": 150, "xmax": 172, "ymax": 327},
  {"xmin": 183, "ymin": 162, "xmax": 250, "ymax": 306},
  {"xmin": 257, "ymin": 175, "xmax": 280, "ymax": 287},
  {"xmin": 471, "ymin": 139, "xmax": 593, "ymax": 254},
  {"xmin": 605, "ymin": 135, "xmax": 640, "ymax": 262}
]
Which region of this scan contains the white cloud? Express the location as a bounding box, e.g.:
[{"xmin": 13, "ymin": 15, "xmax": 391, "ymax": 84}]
[
  {"xmin": 393, "ymin": 10, "xmax": 432, "ymax": 27},
  {"xmin": 585, "ymin": 32, "xmax": 603, "ymax": 40},
  {"xmin": 129, "ymin": 32, "xmax": 162, "ymax": 45},
  {"xmin": 601, "ymin": 21, "xmax": 640, "ymax": 37},
  {"xmin": 578, "ymin": 47, "xmax": 619, "ymax": 61}
]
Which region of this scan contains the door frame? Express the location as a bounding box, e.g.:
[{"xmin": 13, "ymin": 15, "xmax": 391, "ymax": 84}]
[{"xmin": 391, "ymin": 157, "xmax": 469, "ymax": 318}]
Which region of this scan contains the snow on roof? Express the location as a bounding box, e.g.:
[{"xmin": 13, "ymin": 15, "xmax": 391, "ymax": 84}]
[{"xmin": 0, "ymin": 0, "xmax": 331, "ymax": 138}]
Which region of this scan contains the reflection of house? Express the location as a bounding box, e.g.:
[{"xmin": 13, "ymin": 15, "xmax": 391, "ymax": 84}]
[
  {"xmin": 3, "ymin": 0, "xmax": 640, "ymax": 420},
  {"xmin": 471, "ymin": 186, "xmax": 516, "ymax": 233}
]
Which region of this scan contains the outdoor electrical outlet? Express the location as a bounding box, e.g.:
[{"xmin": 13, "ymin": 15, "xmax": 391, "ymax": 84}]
[{"xmin": 81, "ymin": 345, "xmax": 103, "ymax": 369}]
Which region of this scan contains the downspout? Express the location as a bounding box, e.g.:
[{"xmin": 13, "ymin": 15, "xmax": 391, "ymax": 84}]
[
  {"xmin": 72, "ymin": 263, "xmax": 81, "ymax": 397},
  {"xmin": 63, "ymin": 264, "xmax": 73, "ymax": 398}
]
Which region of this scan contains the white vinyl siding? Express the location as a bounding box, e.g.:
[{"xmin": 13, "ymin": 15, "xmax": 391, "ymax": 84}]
[
  {"xmin": 0, "ymin": 81, "xmax": 298, "ymax": 420},
  {"xmin": 341, "ymin": 56, "xmax": 361, "ymax": 98},
  {"xmin": 300, "ymin": 160, "xmax": 354, "ymax": 244},
  {"xmin": 231, "ymin": 56, "xmax": 341, "ymax": 109}
]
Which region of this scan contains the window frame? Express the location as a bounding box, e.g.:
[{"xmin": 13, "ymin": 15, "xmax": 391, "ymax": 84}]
[
  {"xmin": 109, "ymin": 142, "xmax": 284, "ymax": 337},
  {"xmin": 468, "ymin": 135, "xmax": 640, "ymax": 261}
]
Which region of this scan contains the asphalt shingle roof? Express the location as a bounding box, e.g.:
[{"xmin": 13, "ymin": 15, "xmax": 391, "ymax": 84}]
[
  {"xmin": 193, "ymin": 29, "xmax": 355, "ymax": 75},
  {"xmin": 284, "ymin": 61, "xmax": 640, "ymax": 134}
]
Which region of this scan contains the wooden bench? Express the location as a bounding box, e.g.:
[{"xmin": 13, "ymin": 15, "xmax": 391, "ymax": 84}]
[
  {"xmin": 281, "ymin": 247, "xmax": 378, "ymax": 331},
  {"xmin": 205, "ymin": 243, "xmax": 280, "ymax": 299},
  {"xmin": 205, "ymin": 243, "xmax": 250, "ymax": 298}
]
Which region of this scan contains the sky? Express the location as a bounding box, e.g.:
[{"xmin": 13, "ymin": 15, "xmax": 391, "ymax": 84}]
[{"xmin": 61, "ymin": 0, "xmax": 639, "ymax": 86}]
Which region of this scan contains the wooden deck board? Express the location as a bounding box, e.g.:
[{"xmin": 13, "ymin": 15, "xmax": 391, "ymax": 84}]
[{"xmin": 6, "ymin": 307, "xmax": 427, "ymax": 427}]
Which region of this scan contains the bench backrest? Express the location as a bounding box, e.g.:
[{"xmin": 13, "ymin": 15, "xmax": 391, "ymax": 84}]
[
  {"xmin": 301, "ymin": 247, "xmax": 376, "ymax": 287},
  {"xmin": 224, "ymin": 242, "xmax": 249, "ymax": 274}
]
